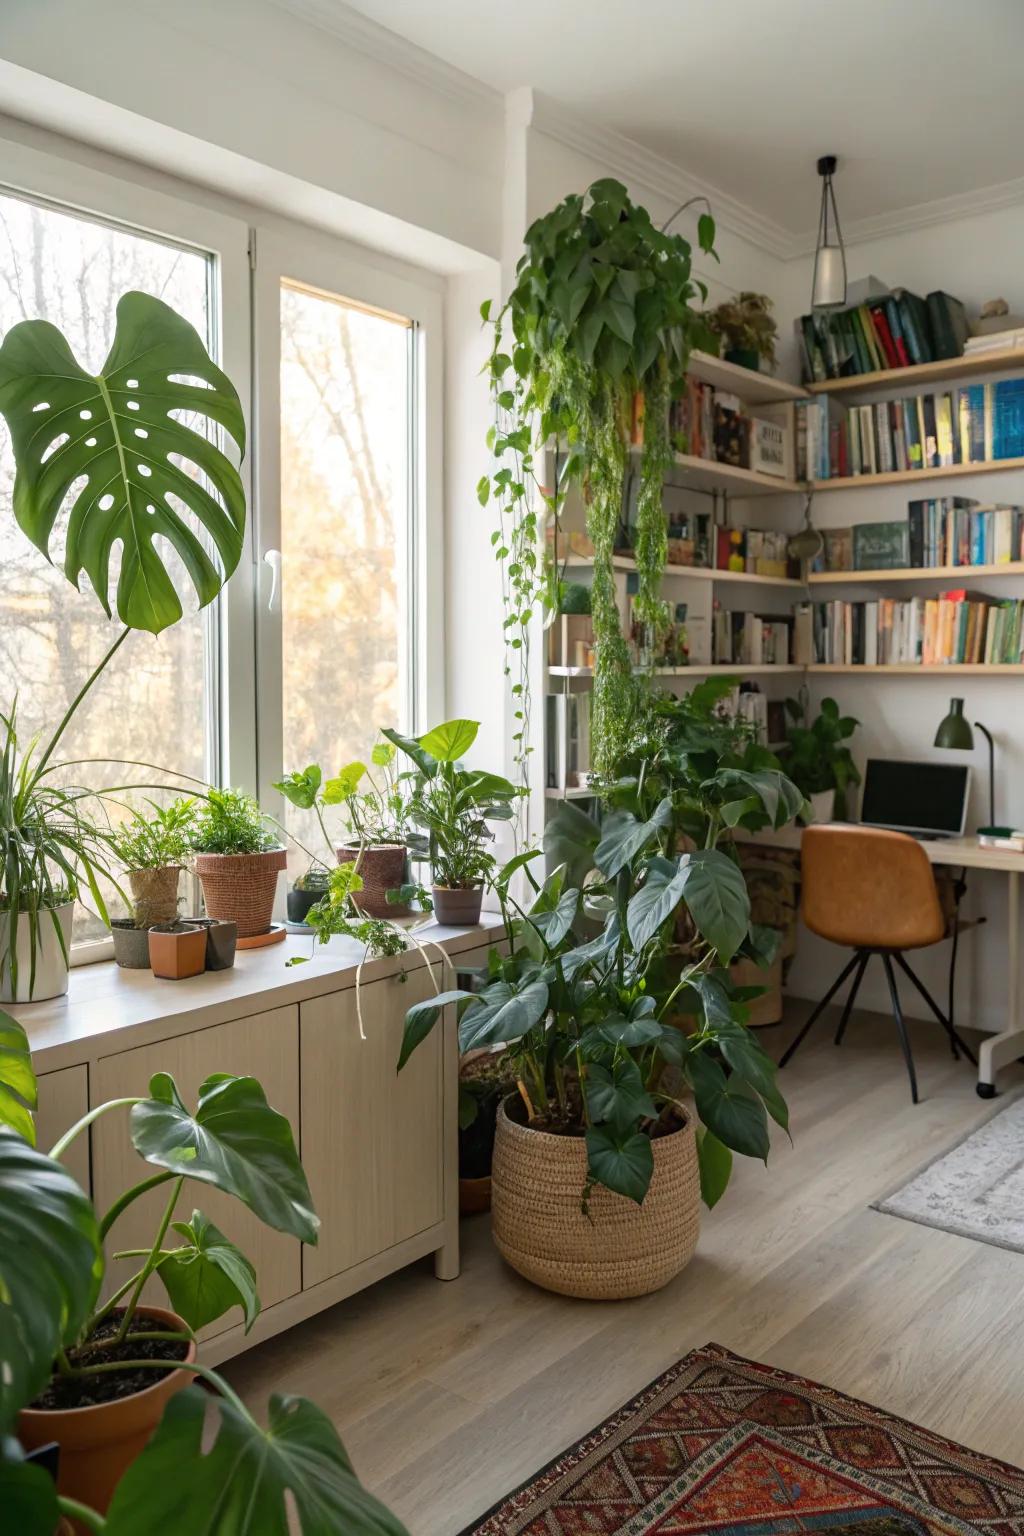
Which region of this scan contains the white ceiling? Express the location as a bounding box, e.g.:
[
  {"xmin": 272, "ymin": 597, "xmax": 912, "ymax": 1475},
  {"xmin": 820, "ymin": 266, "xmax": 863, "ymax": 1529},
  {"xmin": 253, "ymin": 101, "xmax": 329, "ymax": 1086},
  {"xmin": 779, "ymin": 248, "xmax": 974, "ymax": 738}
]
[{"xmin": 338, "ymin": 0, "xmax": 1024, "ymax": 236}]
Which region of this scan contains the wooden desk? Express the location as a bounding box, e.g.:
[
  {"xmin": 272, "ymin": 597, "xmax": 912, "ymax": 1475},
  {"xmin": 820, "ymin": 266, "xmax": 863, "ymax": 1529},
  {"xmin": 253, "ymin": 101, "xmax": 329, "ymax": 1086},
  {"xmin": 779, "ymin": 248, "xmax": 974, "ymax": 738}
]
[{"xmin": 736, "ymin": 827, "xmax": 1022, "ymax": 1097}]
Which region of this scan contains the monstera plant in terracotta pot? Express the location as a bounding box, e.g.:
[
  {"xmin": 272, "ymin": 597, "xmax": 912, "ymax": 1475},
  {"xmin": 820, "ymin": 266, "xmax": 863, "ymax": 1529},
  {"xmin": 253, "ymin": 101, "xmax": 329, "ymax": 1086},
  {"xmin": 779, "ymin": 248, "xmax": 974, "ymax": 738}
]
[
  {"xmin": 191, "ymin": 789, "xmax": 287, "ymax": 941},
  {"xmin": 0, "ymin": 1014, "xmax": 407, "ymax": 1534}
]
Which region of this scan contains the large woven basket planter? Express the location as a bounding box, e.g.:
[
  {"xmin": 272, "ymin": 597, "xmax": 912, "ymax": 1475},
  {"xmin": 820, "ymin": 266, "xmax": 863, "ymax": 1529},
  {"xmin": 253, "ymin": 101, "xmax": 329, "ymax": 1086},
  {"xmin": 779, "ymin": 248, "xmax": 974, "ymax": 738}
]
[
  {"xmin": 194, "ymin": 847, "xmax": 287, "ymax": 938},
  {"xmin": 491, "ymin": 1102, "xmax": 700, "ymax": 1300},
  {"xmin": 335, "ymin": 842, "xmax": 409, "ymax": 918}
]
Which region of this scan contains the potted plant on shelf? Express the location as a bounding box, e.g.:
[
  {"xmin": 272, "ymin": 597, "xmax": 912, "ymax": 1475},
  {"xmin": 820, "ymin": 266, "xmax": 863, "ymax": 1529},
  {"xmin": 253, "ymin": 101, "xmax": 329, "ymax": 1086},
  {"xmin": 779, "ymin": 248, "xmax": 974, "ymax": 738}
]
[
  {"xmin": 387, "ymin": 719, "xmax": 523, "ymax": 926},
  {"xmin": 705, "ymin": 291, "xmax": 779, "ymax": 372},
  {"xmin": 398, "ymin": 738, "xmax": 804, "ymax": 1299},
  {"xmin": 0, "ymin": 290, "xmax": 248, "ymax": 999},
  {"xmin": 107, "ymin": 800, "xmax": 196, "ymax": 968},
  {"xmin": 0, "ymin": 1015, "xmax": 406, "ymax": 1535},
  {"xmin": 275, "ymin": 741, "xmax": 414, "ymax": 920},
  {"xmin": 190, "ymin": 788, "xmax": 287, "ymax": 942},
  {"xmin": 783, "ymin": 694, "xmax": 861, "ymax": 822},
  {"xmin": 481, "ymin": 179, "xmax": 717, "ymax": 783}
]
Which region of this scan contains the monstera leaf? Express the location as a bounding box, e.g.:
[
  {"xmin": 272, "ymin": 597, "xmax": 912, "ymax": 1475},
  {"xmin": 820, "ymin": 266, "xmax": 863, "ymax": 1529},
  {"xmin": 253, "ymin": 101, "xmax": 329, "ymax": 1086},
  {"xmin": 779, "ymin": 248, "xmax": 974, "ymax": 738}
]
[
  {"xmin": 130, "ymin": 1073, "xmax": 319, "ymax": 1244},
  {"xmin": 0, "ymin": 1010, "xmax": 36, "ymax": 1144},
  {"xmin": 156, "ymin": 1210, "xmax": 260, "ymax": 1334},
  {"xmin": 105, "ymin": 1388, "xmax": 408, "ymax": 1535},
  {"xmin": 0, "ymin": 290, "xmax": 246, "ymax": 634},
  {"xmin": 0, "ymin": 1131, "xmax": 102, "ymax": 1431}
]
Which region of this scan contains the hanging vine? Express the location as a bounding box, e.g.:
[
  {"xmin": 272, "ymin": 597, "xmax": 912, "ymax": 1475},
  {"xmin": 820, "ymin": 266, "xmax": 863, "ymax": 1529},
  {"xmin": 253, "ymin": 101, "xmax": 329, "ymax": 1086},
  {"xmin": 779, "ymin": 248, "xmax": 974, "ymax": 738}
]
[{"xmin": 480, "ymin": 178, "xmax": 716, "ymax": 781}]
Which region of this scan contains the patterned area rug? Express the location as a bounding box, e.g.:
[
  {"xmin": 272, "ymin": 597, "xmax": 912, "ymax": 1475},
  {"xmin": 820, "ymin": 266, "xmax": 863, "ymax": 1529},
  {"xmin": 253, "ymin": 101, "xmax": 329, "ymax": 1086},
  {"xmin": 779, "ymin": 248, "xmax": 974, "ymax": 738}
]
[
  {"xmin": 461, "ymin": 1344, "xmax": 1024, "ymax": 1535},
  {"xmin": 874, "ymin": 1096, "xmax": 1024, "ymax": 1252}
]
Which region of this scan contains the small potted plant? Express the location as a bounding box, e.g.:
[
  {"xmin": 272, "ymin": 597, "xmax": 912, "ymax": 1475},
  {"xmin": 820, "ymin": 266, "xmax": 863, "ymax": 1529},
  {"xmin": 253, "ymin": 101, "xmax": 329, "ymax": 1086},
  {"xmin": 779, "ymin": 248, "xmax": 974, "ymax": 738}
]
[
  {"xmin": 286, "ymin": 862, "xmax": 332, "ymax": 925},
  {"xmin": 0, "ymin": 1016, "xmax": 405, "ymax": 1533},
  {"xmin": 191, "ymin": 788, "xmax": 287, "ymax": 941},
  {"xmin": 275, "ymin": 744, "xmax": 413, "ymax": 920},
  {"xmin": 387, "ymin": 719, "xmax": 522, "ymax": 926},
  {"xmin": 705, "ymin": 291, "xmax": 778, "ymax": 372},
  {"xmin": 783, "ymin": 694, "xmax": 861, "ymax": 823},
  {"xmin": 458, "ymin": 1049, "xmax": 516, "ymax": 1214},
  {"xmin": 110, "ymin": 799, "xmax": 195, "ymax": 929}
]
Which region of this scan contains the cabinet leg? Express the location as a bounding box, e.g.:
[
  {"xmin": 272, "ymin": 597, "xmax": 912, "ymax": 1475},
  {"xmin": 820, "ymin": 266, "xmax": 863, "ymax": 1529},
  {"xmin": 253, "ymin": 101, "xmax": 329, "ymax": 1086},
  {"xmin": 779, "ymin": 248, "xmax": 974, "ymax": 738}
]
[{"xmin": 434, "ymin": 1234, "xmax": 460, "ymax": 1281}]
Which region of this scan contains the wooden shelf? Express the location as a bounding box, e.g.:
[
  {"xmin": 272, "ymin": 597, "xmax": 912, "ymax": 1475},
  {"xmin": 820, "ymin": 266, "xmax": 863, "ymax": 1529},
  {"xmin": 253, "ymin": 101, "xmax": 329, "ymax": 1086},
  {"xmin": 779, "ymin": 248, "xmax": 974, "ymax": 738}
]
[
  {"xmin": 807, "ymin": 346, "xmax": 1024, "ymax": 398},
  {"xmin": 544, "ymin": 786, "xmax": 596, "ymax": 800},
  {"xmin": 666, "ymin": 452, "xmax": 804, "ymax": 498},
  {"xmin": 809, "ymin": 663, "xmax": 1024, "ymax": 675},
  {"xmin": 563, "ymin": 554, "xmax": 804, "ymax": 589},
  {"xmin": 689, "ymin": 350, "xmax": 807, "ymax": 405},
  {"xmin": 812, "ymin": 457, "xmax": 1024, "ymax": 492},
  {"xmin": 809, "ymin": 562, "xmax": 1024, "ymax": 585},
  {"xmin": 548, "ymin": 664, "xmax": 804, "ymax": 680}
]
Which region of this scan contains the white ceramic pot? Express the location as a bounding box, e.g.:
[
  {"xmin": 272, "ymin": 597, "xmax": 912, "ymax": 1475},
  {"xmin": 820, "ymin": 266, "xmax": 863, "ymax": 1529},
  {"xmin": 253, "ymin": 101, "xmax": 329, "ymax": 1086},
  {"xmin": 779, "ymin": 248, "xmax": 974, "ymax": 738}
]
[
  {"xmin": 0, "ymin": 901, "xmax": 75, "ymax": 1002},
  {"xmin": 808, "ymin": 789, "xmax": 835, "ymax": 825}
]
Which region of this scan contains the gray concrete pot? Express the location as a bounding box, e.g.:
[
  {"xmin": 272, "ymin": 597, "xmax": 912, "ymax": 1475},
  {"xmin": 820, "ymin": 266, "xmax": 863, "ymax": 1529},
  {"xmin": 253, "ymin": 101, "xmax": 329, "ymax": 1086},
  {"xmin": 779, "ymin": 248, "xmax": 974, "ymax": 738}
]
[{"xmin": 111, "ymin": 919, "xmax": 152, "ymax": 970}]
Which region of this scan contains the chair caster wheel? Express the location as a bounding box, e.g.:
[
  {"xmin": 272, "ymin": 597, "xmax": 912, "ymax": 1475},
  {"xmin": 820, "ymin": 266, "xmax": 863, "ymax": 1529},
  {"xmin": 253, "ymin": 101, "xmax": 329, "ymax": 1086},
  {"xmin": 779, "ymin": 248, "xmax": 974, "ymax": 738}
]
[{"xmin": 976, "ymin": 1082, "xmax": 997, "ymax": 1099}]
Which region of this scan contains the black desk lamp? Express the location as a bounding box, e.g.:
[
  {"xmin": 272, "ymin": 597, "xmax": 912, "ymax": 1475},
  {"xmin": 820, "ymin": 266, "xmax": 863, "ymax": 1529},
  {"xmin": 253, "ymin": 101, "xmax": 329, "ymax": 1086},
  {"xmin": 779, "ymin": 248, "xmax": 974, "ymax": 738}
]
[{"xmin": 934, "ymin": 697, "xmax": 997, "ymax": 829}]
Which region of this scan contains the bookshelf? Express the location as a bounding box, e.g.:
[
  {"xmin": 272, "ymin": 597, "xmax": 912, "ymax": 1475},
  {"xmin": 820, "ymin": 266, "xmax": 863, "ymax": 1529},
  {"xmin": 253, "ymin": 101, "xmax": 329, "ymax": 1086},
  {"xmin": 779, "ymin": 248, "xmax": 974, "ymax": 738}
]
[
  {"xmin": 809, "ymin": 663, "xmax": 1024, "ymax": 676},
  {"xmin": 549, "ymin": 664, "xmax": 806, "ymax": 680},
  {"xmin": 808, "ymin": 346, "xmax": 1024, "ymax": 399},
  {"xmin": 653, "ymin": 450, "xmax": 804, "ymax": 498},
  {"xmin": 688, "ymin": 349, "xmax": 808, "ymax": 405},
  {"xmin": 808, "ymin": 562, "xmax": 1024, "ymax": 585},
  {"xmin": 812, "ymin": 456, "xmax": 1024, "ymax": 493}
]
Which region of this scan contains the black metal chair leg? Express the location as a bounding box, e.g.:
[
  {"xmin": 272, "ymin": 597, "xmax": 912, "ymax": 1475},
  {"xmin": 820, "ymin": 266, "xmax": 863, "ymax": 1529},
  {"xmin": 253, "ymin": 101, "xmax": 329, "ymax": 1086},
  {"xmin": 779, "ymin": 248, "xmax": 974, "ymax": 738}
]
[
  {"xmin": 893, "ymin": 951, "xmax": 977, "ymax": 1066},
  {"xmin": 883, "ymin": 954, "xmax": 919, "ymax": 1104},
  {"xmin": 780, "ymin": 952, "xmax": 863, "ymax": 1069},
  {"xmin": 834, "ymin": 951, "xmax": 870, "ymax": 1045}
]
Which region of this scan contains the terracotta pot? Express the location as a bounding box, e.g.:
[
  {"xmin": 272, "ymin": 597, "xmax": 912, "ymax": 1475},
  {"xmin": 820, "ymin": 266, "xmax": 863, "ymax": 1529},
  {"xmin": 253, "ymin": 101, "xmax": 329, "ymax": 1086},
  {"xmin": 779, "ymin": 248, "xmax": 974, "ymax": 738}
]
[
  {"xmin": 335, "ymin": 842, "xmax": 409, "ymax": 918},
  {"xmin": 148, "ymin": 921, "xmax": 207, "ymax": 980},
  {"xmin": 194, "ymin": 847, "xmax": 287, "ymax": 937},
  {"xmin": 459, "ymin": 1174, "xmax": 492, "ymax": 1215},
  {"xmin": 432, "ymin": 884, "xmax": 484, "ymax": 926},
  {"xmin": 127, "ymin": 865, "xmax": 181, "ymax": 929},
  {"xmin": 0, "ymin": 900, "xmax": 74, "ymax": 1003},
  {"xmin": 110, "ymin": 920, "xmax": 151, "ymax": 970},
  {"xmin": 18, "ymin": 1306, "xmax": 196, "ymax": 1517},
  {"xmin": 491, "ymin": 1101, "xmax": 700, "ymax": 1300}
]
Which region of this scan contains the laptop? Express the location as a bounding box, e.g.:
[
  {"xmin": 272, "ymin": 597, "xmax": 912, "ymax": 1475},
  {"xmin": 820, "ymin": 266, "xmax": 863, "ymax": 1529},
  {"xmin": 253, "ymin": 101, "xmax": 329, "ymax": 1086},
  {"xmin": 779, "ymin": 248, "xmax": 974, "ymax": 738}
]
[{"xmin": 860, "ymin": 758, "xmax": 970, "ymax": 840}]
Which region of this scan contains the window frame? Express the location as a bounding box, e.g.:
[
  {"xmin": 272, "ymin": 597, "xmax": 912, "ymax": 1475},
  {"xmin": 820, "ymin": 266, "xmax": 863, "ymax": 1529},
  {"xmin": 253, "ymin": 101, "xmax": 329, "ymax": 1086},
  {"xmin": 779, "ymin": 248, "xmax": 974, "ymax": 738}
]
[
  {"xmin": 251, "ymin": 226, "xmax": 444, "ymax": 840},
  {"xmin": 0, "ymin": 140, "xmax": 253, "ymax": 964}
]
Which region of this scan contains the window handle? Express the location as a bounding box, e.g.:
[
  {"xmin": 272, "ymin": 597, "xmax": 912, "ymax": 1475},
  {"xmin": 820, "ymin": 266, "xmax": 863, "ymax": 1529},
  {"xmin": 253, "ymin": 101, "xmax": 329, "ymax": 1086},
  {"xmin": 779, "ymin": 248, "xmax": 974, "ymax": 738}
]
[{"xmin": 263, "ymin": 548, "xmax": 282, "ymax": 613}]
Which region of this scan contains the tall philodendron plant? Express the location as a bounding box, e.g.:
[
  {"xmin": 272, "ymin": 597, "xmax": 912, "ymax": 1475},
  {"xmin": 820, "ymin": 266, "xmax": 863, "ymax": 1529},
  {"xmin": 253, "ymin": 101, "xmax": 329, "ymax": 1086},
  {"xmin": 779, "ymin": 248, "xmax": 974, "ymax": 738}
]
[
  {"xmin": 0, "ymin": 1013, "xmax": 406, "ymax": 1535},
  {"xmin": 0, "ymin": 292, "xmax": 246, "ymax": 993},
  {"xmin": 480, "ymin": 179, "xmax": 717, "ymax": 778}
]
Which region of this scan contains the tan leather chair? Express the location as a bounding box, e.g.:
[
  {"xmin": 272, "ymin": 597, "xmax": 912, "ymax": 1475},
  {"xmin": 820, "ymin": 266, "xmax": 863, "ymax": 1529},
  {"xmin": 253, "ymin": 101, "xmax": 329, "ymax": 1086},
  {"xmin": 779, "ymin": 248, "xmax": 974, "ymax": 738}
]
[{"xmin": 779, "ymin": 825, "xmax": 976, "ymax": 1102}]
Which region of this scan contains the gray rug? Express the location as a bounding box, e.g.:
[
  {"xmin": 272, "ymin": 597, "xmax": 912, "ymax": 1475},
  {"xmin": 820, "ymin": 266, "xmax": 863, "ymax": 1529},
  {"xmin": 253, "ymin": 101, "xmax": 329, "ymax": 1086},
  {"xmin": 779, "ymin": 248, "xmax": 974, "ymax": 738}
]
[{"xmin": 874, "ymin": 1095, "xmax": 1024, "ymax": 1253}]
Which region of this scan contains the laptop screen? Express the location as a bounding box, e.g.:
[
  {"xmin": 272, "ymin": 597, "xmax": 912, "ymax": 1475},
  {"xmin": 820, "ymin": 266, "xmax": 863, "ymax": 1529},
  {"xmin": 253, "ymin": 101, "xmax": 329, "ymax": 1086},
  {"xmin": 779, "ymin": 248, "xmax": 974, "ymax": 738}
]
[{"xmin": 860, "ymin": 759, "xmax": 969, "ymax": 838}]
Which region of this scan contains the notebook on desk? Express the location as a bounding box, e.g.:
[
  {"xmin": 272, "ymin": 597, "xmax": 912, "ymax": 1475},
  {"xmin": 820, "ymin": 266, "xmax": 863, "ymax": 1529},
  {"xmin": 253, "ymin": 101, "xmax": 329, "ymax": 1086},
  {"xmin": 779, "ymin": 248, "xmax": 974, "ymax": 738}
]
[{"xmin": 860, "ymin": 758, "xmax": 970, "ymax": 840}]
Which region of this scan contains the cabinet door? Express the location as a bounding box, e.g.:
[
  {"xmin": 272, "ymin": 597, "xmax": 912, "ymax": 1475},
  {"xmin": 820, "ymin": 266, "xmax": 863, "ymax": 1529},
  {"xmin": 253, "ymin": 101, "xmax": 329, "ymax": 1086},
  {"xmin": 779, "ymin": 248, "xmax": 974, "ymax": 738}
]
[
  {"xmin": 301, "ymin": 967, "xmax": 444, "ymax": 1287},
  {"xmin": 91, "ymin": 1007, "xmax": 301, "ymax": 1338},
  {"xmin": 36, "ymin": 1065, "xmax": 90, "ymax": 1194}
]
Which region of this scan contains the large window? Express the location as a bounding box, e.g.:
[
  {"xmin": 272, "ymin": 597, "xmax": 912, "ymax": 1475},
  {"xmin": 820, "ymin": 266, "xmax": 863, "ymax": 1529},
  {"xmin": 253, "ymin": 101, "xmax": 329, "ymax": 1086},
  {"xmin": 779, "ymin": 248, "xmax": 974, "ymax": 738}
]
[
  {"xmin": 277, "ymin": 280, "xmax": 416, "ymax": 868},
  {"xmin": 0, "ymin": 189, "xmax": 218, "ymax": 934}
]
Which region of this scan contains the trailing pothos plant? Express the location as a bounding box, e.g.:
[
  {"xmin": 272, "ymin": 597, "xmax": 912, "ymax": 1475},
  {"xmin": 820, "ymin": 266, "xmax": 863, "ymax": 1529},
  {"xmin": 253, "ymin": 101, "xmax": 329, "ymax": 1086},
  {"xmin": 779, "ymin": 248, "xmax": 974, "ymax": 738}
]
[
  {"xmin": 0, "ymin": 1011, "xmax": 405, "ymax": 1535},
  {"xmin": 397, "ymin": 743, "xmax": 804, "ymax": 1211},
  {"xmin": 0, "ymin": 291, "xmax": 246, "ymax": 991},
  {"xmin": 479, "ymin": 178, "xmax": 717, "ymax": 780}
]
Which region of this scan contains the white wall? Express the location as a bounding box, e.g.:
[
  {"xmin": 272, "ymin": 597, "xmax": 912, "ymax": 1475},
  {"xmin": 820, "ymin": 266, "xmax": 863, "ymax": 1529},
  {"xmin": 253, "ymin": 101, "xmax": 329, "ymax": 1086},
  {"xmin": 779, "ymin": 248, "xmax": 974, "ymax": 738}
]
[{"xmin": 775, "ymin": 208, "xmax": 1024, "ymax": 1034}]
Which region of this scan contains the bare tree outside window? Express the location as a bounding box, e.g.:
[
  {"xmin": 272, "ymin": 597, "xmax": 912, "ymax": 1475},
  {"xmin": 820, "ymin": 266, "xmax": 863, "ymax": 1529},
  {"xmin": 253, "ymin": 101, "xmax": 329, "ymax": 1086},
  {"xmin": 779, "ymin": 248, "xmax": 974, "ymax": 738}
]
[{"xmin": 278, "ymin": 281, "xmax": 413, "ymax": 870}]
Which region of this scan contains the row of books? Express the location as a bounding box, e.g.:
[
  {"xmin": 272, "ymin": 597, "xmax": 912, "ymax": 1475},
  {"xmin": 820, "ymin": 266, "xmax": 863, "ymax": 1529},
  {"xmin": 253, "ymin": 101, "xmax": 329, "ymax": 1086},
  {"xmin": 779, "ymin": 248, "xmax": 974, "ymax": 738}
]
[
  {"xmin": 712, "ymin": 608, "xmax": 804, "ymax": 667},
  {"xmin": 632, "ymin": 381, "xmax": 790, "ymax": 477},
  {"xmin": 797, "ymin": 289, "xmax": 967, "ymax": 383},
  {"xmin": 810, "ymin": 593, "xmax": 1024, "ymax": 667},
  {"xmin": 795, "ymin": 379, "xmax": 1024, "ymax": 481},
  {"xmin": 815, "ymin": 501, "xmax": 1024, "ymax": 572}
]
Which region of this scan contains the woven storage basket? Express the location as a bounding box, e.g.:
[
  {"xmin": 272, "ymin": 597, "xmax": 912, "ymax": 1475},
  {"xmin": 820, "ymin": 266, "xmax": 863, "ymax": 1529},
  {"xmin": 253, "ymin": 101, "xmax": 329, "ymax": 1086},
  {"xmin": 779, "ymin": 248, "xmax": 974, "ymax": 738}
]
[
  {"xmin": 491, "ymin": 1101, "xmax": 700, "ymax": 1299},
  {"xmin": 194, "ymin": 848, "xmax": 287, "ymax": 938},
  {"xmin": 335, "ymin": 842, "xmax": 409, "ymax": 918},
  {"xmin": 127, "ymin": 864, "xmax": 182, "ymax": 929}
]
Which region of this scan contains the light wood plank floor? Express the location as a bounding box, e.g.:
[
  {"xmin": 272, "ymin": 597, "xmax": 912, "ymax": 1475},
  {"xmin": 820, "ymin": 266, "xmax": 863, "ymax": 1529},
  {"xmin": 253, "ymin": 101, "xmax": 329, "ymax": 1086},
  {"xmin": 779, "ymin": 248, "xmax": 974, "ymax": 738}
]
[{"xmin": 226, "ymin": 1001, "xmax": 1024, "ymax": 1533}]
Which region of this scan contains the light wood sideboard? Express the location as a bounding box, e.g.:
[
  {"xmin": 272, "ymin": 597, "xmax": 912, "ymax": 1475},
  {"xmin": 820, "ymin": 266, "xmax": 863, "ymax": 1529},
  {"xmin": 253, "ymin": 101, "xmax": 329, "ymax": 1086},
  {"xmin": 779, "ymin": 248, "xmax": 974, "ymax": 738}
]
[{"xmin": 18, "ymin": 917, "xmax": 501, "ymax": 1365}]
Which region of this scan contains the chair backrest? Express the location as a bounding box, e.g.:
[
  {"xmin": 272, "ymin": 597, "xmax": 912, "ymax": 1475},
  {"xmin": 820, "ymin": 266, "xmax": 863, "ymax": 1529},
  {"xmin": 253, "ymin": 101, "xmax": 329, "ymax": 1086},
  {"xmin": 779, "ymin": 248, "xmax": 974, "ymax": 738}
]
[{"xmin": 801, "ymin": 825, "xmax": 946, "ymax": 951}]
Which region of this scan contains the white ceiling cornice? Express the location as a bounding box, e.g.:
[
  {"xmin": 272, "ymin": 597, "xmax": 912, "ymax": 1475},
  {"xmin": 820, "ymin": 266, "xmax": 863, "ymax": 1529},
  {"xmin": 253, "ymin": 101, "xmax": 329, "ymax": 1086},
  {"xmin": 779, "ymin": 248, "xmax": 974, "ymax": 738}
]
[
  {"xmin": 525, "ymin": 92, "xmax": 795, "ymax": 261},
  {"xmin": 266, "ymin": 0, "xmax": 500, "ymax": 108},
  {"xmin": 257, "ymin": 2, "xmax": 1024, "ymax": 262}
]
